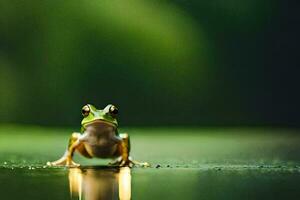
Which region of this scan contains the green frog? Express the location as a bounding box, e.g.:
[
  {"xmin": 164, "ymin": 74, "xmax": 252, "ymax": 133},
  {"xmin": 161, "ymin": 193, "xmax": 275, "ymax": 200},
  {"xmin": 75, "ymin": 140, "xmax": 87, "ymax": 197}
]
[{"xmin": 47, "ymin": 104, "xmax": 149, "ymax": 167}]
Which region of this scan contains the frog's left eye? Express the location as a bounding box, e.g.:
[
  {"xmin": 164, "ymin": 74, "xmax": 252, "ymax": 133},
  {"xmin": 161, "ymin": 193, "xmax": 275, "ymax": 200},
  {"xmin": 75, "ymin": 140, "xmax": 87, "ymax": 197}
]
[
  {"xmin": 82, "ymin": 105, "xmax": 90, "ymax": 117},
  {"xmin": 109, "ymin": 105, "xmax": 118, "ymax": 116}
]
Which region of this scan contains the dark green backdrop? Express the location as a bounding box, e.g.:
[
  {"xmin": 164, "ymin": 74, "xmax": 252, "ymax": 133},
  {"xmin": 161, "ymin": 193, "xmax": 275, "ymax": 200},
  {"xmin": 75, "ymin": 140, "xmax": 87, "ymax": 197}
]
[{"xmin": 0, "ymin": 0, "xmax": 299, "ymax": 126}]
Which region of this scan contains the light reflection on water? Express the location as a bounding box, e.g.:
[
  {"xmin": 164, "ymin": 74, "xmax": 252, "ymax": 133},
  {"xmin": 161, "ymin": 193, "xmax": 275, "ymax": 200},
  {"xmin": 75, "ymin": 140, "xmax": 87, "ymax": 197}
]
[{"xmin": 69, "ymin": 167, "xmax": 131, "ymax": 200}]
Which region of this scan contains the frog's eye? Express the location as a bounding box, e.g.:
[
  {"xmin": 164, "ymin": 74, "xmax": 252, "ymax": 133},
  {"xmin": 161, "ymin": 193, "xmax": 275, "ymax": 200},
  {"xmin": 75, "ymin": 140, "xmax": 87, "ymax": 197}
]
[
  {"xmin": 109, "ymin": 105, "xmax": 118, "ymax": 116},
  {"xmin": 82, "ymin": 105, "xmax": 90, "ymax": 117}
]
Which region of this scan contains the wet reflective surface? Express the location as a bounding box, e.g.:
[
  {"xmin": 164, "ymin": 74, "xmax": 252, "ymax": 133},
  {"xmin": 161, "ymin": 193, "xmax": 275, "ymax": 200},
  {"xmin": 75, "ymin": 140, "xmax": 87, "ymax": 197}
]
[
  {"xmin": 1, "ymin": 127, "xmax": 300, "ymax": 199},
  {"xmin": 1, "ymin": 167, "xmax": 300, "ymax": 200}
]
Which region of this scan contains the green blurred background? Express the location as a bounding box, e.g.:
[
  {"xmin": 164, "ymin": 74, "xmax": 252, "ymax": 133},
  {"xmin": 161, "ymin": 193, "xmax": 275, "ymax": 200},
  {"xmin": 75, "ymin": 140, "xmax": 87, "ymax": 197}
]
[
  {"xmin": 0, "ymin": 0, "xmax": 299, "ymax": 127},
  {"xmin": 1, "ymin": 2, "xmax": 300, "ymax": 199}
]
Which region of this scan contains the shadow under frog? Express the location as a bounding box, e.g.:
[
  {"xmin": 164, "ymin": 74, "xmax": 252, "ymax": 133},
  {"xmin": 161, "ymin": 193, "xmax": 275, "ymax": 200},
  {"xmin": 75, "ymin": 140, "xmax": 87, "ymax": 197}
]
[{"xmin": 69, "ymin": 167, "xmax": 131, "ymax": 200}]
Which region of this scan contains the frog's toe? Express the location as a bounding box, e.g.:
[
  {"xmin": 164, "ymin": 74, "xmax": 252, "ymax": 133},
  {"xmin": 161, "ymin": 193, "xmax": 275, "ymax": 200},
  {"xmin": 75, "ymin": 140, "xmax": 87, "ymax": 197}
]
[
  {"xmin": 137, "ymin": 162, "xmax": 150, "ymax": 167},
  {"xmin": 110, "ymin": 157, "xmax": 149, "ymax": 168},
  {"xmin": 129, "ymin": 158, "xmax": 150, "ymax": 168},
  {"xmin": 47, "ymin": 157, "xmax": 80, "ymax": 167},
  {"xmin": 118, "ymin": 160, "xmax": 132, "ymax": 167},
  {"xmin": 46, "ymin": 161, "xmax": 53, "ymax": 166},
  {"xmin": 47, "ymin": 160, "xmax": 66, "ymax": 166},
  {"xmin": 109, "ymin": 157, "xmax": 123, "ymax": 166},
  {"xmin": 66, "ymin": 160, "xmax": 80, "ymax": 168}
]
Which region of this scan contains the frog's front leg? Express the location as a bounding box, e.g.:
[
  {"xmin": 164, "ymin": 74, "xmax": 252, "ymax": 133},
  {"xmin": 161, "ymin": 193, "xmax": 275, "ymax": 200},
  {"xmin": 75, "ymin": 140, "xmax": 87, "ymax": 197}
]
[
  {"xmin": 116, "ymin": 133, "xmax": 149, "ymax": 167},
  {"xmin": 47, "ymin": 133, "xmax": 82, "ymax": 167}
]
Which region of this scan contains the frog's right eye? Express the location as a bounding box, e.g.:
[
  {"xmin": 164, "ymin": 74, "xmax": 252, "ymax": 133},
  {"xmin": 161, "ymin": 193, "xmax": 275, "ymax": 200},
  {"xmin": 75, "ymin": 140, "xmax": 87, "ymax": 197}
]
[
  {"xmin": 82, "ymin": 105, "xmax": 90, "ymax": 117},
  {"xmin": 109, "ymin": 105, "xmax": 118, "ymax": 115}
]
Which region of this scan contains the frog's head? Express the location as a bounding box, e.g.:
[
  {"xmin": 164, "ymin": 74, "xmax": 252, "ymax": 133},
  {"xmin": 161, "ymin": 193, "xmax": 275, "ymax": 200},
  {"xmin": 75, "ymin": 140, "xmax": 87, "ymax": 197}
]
[{"xmin": 81, "ymin": 104, "xmax": 118, "ymax": 130}]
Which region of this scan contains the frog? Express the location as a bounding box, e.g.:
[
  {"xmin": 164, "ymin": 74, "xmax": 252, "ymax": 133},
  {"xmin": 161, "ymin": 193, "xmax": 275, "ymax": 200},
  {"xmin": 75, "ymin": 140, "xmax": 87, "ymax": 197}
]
[{"xmin": 47, "ymin": 104, "xmax": 149, "ymax": 167}]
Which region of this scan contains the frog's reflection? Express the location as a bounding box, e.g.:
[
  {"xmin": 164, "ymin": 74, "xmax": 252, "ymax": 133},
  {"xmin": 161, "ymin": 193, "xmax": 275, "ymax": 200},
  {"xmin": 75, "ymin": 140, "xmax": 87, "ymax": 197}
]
[{"xmin": 69, "ymin": 167, "xmax": 131, "ymax": 200}]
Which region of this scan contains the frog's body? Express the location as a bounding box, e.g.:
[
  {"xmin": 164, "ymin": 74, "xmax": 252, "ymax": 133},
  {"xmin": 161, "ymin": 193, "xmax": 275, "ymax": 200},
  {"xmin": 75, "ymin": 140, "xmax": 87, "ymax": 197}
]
[
  {"xmin": 81, "ymin": 120, "xmax": 121, "ymax": 158},
  {"xmin": 47, "ymin": 104, "xmax": 147, "ymax": 167}
]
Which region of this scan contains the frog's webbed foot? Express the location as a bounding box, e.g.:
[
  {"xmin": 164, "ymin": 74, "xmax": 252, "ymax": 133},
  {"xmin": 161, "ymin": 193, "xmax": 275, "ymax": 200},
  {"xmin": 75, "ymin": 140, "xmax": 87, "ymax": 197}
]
[
  {"xmin": 117, "ymin": 133, "xmax": 150, "ymax": 168},
  {"xmin": 47, "ymin": 132, "xmax": 82, "ymax": 168},
  {"xmin": 125, "ymin": 157, "xmax": 150, "ymax": 167},
  {"xmin": 109, "ymin": 157, "xmax": 122, "ymax": 166},
  {"xmin": 129, "ymin": 158, "xmax": 150, "ymax": 167},
  {"xmin": 110, "ymin": 157, "xmax": 150, "ymax": 168},
  {"xmin": 47, "ymin": 156, "xmax": 80, "ymax": 167}
]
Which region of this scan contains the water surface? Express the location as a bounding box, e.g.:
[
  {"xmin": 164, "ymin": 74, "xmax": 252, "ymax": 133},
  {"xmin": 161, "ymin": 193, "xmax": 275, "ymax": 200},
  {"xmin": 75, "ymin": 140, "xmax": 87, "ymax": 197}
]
[{"xmin": 0, "ymin": 126, "xmax": 300, "ymax": 199}]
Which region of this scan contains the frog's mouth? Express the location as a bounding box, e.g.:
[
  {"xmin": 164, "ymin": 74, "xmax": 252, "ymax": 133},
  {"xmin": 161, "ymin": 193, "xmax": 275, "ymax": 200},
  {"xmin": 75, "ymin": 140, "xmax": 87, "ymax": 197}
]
[{"xmin": 85, "ymin": 119, "xmax": 116, "ymax": 128}]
